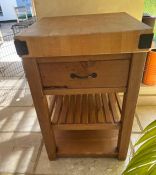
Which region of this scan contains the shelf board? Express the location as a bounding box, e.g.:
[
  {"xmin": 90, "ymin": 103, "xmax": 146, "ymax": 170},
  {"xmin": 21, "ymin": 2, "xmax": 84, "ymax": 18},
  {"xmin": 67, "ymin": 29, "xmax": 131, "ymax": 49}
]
[
  {"xmin": 54, "ymin": 130, "xmax": 118, "ymax": 158},
  {"xmin": 44, "ymin": 87, "xmax": 126, "ymax": 95},
  {"xmin": 51, "ymin": 93, "xmax": 121, "ymax": 130}
]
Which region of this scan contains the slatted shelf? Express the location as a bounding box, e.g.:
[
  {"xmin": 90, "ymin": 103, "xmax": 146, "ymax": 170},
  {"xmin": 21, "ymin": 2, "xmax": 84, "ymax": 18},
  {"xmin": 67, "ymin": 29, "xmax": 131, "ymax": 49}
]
[{"xmin": 51, "ymin": 93, "xmax": 121, "ymax": 130}]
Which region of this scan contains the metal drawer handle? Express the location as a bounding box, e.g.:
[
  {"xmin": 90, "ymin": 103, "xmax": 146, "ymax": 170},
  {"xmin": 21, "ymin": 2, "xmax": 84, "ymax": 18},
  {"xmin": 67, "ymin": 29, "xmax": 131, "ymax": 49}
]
[{"xmin": 70, "ymin": 73, "xmax": 97, "ymax": 79}]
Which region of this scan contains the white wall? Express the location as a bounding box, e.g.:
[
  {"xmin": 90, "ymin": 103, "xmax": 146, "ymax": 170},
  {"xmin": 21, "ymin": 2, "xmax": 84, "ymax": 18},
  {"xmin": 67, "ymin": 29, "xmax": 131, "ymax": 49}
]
[{"xmin": 0, "ymin": 0, "xmax": 17, "ymax": 21}]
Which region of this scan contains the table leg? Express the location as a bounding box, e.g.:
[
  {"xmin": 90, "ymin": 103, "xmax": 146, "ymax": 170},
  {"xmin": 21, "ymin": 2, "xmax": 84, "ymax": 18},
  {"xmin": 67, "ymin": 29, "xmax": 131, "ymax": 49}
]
[
  {"xmin": 23, "ymin": 58, "xmax": 56, "ymax": 160},
  {"xmin": 118, "ymin": 53, "xmax": 146, "ymax": 160}
]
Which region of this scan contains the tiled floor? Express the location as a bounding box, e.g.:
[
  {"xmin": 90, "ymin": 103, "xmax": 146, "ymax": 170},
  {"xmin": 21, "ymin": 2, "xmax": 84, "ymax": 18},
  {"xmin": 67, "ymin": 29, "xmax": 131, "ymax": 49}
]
[
  {"xmin": 0, "ymin": 77, "xmax": 155, "ymax": 175},
  {"xmin": 0, "ymin": 22, "xmax": 15, "ymax": 36}
]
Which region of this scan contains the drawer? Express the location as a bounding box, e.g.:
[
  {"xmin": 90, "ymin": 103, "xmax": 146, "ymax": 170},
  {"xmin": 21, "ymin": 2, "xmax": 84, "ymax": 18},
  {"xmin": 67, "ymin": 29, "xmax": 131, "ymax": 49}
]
[{"xmin": 38, "ymin": 60, "xmax": 130, "ymax": 89}]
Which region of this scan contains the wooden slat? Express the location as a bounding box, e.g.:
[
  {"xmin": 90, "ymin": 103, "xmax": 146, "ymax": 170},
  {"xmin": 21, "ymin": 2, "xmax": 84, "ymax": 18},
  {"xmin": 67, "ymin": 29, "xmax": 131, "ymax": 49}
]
[
  {"xmin": 112, "ymin": 93, "xmax": 121, "ymax": 121},
  {"xmin": 108, "ymin": 93, "xmax": 120, "ymax": 123},
  {"xmin": 58, "ymin": 95, "xmax": 69, "ymax": 124},
  {"xmin": 102, "ymin": 93, "xmax": 113, "ymax": 123},
  {"xmin": 95, "ymin": 94, "xmax": 105, "ymax": 123},
  {"xmin": 47, "ymin": 95, "xmax": 56, "ymax": 116},
  {"xmin": 50, "ymin": 93, "xmax": 122, "ymax": 130},
  {"xmin": 81, "ymin": 94, "xmax": 88, "ymax": 124},
  {"xmin": 66, "ymin": 95, "xmax": 75, "ymax": 124},
  {"xmin": 115, "ymin": 93, "xmax": 122, "ymax": 113},
  {"xmin": 53, "ymin": 123, "xmax": 120, "ymax": 130},
  {"xmin": 88, "ymin": 94, "xmax": 96, "ymax": 123},
  {"xmin": 74, "ymin": 95, "xmax": 82, "ymax": 124},
  {"xmin": 52, "ymin": 96, "xmax": 63, "ymax": 123}
]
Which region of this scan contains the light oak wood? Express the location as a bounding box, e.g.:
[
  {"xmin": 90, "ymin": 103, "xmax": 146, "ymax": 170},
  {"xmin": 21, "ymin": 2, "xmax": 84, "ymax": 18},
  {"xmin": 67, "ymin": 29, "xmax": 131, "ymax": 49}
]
[
  {"xmin": 37, "ymin": 53, "xmax": 132, "ymax": 63},
  {"xmin": 23, "ymin": 58, "xmax": 56, "ymax": 160},
  {"xmin": 16, "ymin": 13, "xmax": 152, "ymax": 57},
  {"xmin": 19, "ymin": 13, "xmax": 151, "ymax": 160},
  {"xmin": 44, "ymin": 87, "xmax": 126, "ymax": 95},
  {"xmin": 58, "ymin": 95, "xmax": 69, "ymax": 124},
  {"xmin": 39, "ymin": 59, "xmax": 130, "ymax": 88},
  {"xmin": 53, "ymin": 123, "xmax": 120, "ymax": 131},
  {"xmin": 54, "ymin": 130, "xmax": 118, "ymax": 157},
  {"xmin": 115, "ymin": 93, "xmax": 122, "ymax": 113},
  {"xmin": 96, "ymin": 94, "xmax": 105, "ymax": 123},
  {"xmin": 88, "ymin": 94, "xmax": 96, "ymax": 123},
  {"xmin": 66, "ymin": 95, "xmax": 75, "ymax": 124},
  {"xmin": 108, "ymin": 93, "xmax": 120, "ymax": 123},
  {"xmin": 51, "ymin": 93, "xmax": 121, "ymax": 130},
  {"xmin": 102, "ymin": 93, "xmax": 114, "ymax": 123},
  {"xmin": 47, "ymin": 95, "xmax": 56, "ymax": 116},
  {"xmin": 51, "ymin": 96, "xmax": 62, "ymax": 123},
  {"xmin": 81, "ymin": 94, "xmax": 89, "ymax": 124},
  {"xmin": 74, "ymin": 95, "xmax": 82, "ymax": 124},
  {"xmin": 118, "ymin": 53, "xmax": 147, "ymax": 160}
]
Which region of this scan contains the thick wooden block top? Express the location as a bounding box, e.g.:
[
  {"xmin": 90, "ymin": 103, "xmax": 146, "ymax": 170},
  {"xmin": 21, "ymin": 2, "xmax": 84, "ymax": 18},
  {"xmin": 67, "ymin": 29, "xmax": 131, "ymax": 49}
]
[{"xmin": 15, "ymin": 12, "xmax": 153, "ymax": 57}]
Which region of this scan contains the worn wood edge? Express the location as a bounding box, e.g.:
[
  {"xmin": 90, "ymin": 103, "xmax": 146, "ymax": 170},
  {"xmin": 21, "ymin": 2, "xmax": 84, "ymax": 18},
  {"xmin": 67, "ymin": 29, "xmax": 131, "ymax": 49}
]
[
  {"xmin": 56, "ymin": 152, "xmax": 118, "ymax": 158},
  {"xmin": 47, "ymin": 95, "xmax": 56, "ymax": 117},
  {"xmin": 22, "ymin": 50, "xmax": 149, "ymax": 58},
  {"xmin": 36, "ymin": 54, "xmax": 132, "ymax": 63},
  {"xmin": 44, "ymin": 87, "xmax": 126, "ymax": 95},
  {"xmin": 52, "ymin": 123, "xmax": 120, "ymax": 130},
  {"xmin": 117, "ymin": 52, "xmax": 147, "ymax": 160},
  {"xmin": 18, "ymin": 30, "xmax": 152, "ymax": 58},
  {"xmin": 115, "ymin": 93, "xmax": 122, "ymax": 113},
  {"xmin": 23, "ymin": 58, "xmax": 57, "ymax": 160},
  {"xmin": 54, "ymin": 129, "xmax": 119, "ymax": 158},
  {"xmin": 108, "ymin": 93, "xmax": 120, "ymax": 123}
]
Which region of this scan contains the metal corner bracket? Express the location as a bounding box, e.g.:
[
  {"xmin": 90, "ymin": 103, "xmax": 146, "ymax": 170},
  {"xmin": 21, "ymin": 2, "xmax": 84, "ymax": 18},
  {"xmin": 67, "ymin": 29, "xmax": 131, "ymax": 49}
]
[{"xmin": 14, "ymin": 39, "xmax": 29, "ymax": 56}]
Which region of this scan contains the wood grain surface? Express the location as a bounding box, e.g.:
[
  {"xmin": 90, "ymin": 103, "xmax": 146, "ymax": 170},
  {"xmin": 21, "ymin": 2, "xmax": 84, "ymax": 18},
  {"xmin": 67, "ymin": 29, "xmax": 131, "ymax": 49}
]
[{"xmin": 16, "ymin": 12, "xmax": 152, "ymax": 57}]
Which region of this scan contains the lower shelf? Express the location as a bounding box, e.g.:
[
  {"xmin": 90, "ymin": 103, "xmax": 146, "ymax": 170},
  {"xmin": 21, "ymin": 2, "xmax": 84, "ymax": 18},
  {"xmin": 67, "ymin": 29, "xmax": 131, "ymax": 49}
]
[
  {"xmin": 47, "ymin": 93, "xmax": 122, "ymax": 157},
  {"xmin": 54, "ymin": 130, "xmax": 119, "ymax": 157},
  {"xmin": 50, "ymin": 93, "xmax": 121, "ymax": 130}
]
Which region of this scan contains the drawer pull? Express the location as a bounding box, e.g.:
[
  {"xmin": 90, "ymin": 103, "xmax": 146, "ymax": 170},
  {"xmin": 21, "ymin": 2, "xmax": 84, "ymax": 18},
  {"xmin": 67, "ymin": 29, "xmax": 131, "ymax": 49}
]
[{"xmin": 70, "ymin": 73, "xmax": 97, "ymax": 79}]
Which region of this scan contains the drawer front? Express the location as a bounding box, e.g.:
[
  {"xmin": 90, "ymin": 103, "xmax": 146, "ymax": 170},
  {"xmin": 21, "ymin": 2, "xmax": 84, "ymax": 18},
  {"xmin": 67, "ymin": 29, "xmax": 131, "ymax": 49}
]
[{"xmin": 38, "ymin": 60, "xmax": 130, "ymax": 88}]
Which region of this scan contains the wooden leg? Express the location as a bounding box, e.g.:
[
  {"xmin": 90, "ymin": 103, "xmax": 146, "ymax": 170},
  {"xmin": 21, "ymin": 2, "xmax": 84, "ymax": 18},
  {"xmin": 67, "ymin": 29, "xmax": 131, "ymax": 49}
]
[
  {"xmin": 23, "ymin": 58, "xmax": 56, "ymax": 160},
  {"xmin": 118, "ymin": 53, "xmax": 146, "ymax": 160}
]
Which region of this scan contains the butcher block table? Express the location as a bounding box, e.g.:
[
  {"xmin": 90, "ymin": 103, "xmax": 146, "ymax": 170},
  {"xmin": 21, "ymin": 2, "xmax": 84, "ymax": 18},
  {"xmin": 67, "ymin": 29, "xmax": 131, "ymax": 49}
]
[{"xmin": 15, "ymin": 12, "xmax": 153, "ymax": 160}]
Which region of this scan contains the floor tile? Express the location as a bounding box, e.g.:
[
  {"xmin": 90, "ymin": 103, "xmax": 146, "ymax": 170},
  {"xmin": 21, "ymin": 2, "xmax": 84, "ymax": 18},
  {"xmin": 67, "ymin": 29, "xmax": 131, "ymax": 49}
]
[
  {"xmin": 136, "ymin": 106, "xmax": 156, "ymax": 129},
  {"xmin": 119, "ymin": 92, "xmax": 156, "ymax": 106},
  {"xmin": 0, "ymin": 107, "xmax": 40, "ymax": 132},
  {"xmin": 0, "ymin": 133, "xmax": 42, "ymax": 174},
  {"xmin": 137, "ymin": 95, "xmax": 156, "ymax": 106},
  {"xmin": 0, "ymin": 78, "xmax": 28, "ymax": 90},
  {"xmin": 0, "ymin": 89, "xmax": 33, "ymax": 107},
  {"xmin": 117, "ymin": 95, "xmax": 141, "ymax": 133},
  {"xmin": 0, "ymin": 61, "xmax": 24, "ymax": 78},
  {"xmin": 131, "ymin": 133, "xmax": 142, "ymax": 152},
  {"xmin": 132, "ymin": 116, "xmax": 141, "ymax": 133},
  {"xmin": 35, "ymin": 145, "xmax": 131, "ymax": 175},
  {"xmin": 140, "ymin": 84, "xmax": 156, "ymax": 95},
  {"xmin": 0, "ymin": 22, "xmax": 15, "ymax": 36},
  {"xmin": 131, "ymin": 134, "xmax": 141, "ymax": 146}
]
